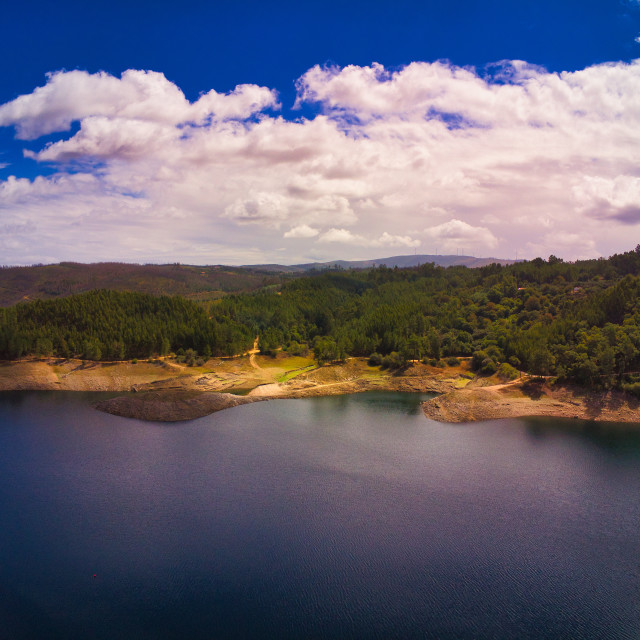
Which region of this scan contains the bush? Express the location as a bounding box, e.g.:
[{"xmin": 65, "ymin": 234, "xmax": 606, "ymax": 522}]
[
  {"xmin": 471, "ymin": 351, "xmax": 487, "ymax": 371},
  {"xmin": 368, "ymin": 352, "xmax": 383, "ymax": 366},
  {"xmin": 313, "ymin": 336, "xmax": 342, "ymax": 364},
  {"xmin": 131, "ymin": 358, "xmax": 138, "ymax": 364},
  {"xmin": 286, "ymin": 341, "xmax": 307, "ymax": 356},
  {"xmin": 381, "ymin": 352, "xmax": 405, "ymax": 370},
  {"xmin": 480, "ymin": 357, "xmax": 497, "ymax": 375},
  {"xmin": 623, "ymin": 382, "xmax": 640, "ymax": 398},
  {"xmin": 485, "ymin": 345, "xmax": 504, "ymax": 361},
  {"xmin": 446, "ymin": 357, "xmax": 460, "ymax": 366},
  {"xmin": 498, "ymin": 362, "xmax": 519, "ymax": 381}
]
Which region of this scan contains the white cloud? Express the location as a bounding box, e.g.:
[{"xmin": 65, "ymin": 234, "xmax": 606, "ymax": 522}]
[
  {"xmin": 318, "ymin": 228, "xmax": 420, "ymax": 248},
  {"xmin": 0, "ymin": 69, "xmax": 278, "ymax": 140},
  {"xmin": 319, "ymin": 228, "xmax": 364, "ymax": 244},
  {"xmin": 423, "ymin": 219, "xmax": 498, "ymax": 254},
  {"xmin": 284, "ymin": 224, "xmax": 319, "ymax": 238},
  {"xmin": 377, "ymin": 232, "xmax": 421, "ymax": 248},
  {"xmin": 1, "ymin": 61, "xmax": 640, "ymax": 264}
]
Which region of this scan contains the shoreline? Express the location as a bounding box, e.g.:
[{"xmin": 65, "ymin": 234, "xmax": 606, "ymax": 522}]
[
  {"xmin": 422, "ymin": 378, "xmax": 640, "ymax": 424},
  {"xmin": 95, "ymin": 368, "xmax": 456, "ymax": 422},
  {"xmin": 3, "ymin": 356, "xmax": 640, "ymax": 424},
  {"xmin": 0, "ymin": 356, "xmax": 462, "ymax": 421}
]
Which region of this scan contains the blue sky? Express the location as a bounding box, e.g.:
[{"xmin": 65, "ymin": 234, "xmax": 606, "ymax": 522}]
[{"xmin": 1, "ymin": 0, "xmax": 640, "ymax": 264}]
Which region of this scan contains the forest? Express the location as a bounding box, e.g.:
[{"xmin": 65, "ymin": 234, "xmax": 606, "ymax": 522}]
[{"xmin": 2, "ymin": 246, "xmax": 640, "ymax": 392}]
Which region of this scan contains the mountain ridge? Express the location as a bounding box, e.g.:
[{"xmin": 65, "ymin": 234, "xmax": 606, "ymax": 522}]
[{"xmin": 244, "ymin": 254, "xmax": 517, "ymax": 272}]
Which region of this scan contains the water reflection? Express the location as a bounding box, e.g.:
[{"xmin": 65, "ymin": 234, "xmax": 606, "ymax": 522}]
[{"xmin": 309, "ymin": 390, "xmax": 435, "ymax": 419}]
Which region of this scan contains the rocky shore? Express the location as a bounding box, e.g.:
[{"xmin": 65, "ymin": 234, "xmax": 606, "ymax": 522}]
[
  {"xmin": 95, "ymin": 390, "xmax": 259, "ymax": 422},
  {"xmin": 422, "ymin": 379, "xmax": 640, "ymax": 424}
]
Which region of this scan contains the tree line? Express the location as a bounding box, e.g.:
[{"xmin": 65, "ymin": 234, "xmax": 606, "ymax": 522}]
[
  {"xmin": 3, "ymin": 245, "xmax": 640, "ymax": 392},
  {"xmin": 0, "ymin": 289, "xmax": 253, "ymax": 360}
]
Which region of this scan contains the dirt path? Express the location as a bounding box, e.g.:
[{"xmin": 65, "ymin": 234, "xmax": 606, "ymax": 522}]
[
  {"xmin": 248, "ymin": 337, "xmax": 260, "ymax": 370},
  {"xmin": 248, "ymin": 378, "xmax": 356, "ymax": 398},
  {"xmin": 483, "ymin": 377, "xmax": 525, "ymax": 391}
]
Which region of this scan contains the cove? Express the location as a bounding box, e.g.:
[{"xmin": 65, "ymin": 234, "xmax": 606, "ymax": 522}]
[{"xmin": 1, "ymin": 391, "xmax": 640, "ymax": 639}]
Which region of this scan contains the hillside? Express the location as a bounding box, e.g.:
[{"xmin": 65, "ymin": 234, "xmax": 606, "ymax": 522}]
[
  {"xmin": 0, "ymin": 262, "xmax": 283, "ymax": 307},
  {"xmin": 0, "ymin": 254, "xmax": 515, "ymax": 306},
  {"xmin": 4, "ymin": 246, "xmax": 640, "ymax": 398}
]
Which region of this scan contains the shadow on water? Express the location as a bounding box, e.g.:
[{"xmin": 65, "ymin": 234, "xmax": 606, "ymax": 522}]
[
  {"xmin": 523, "ymin": 415, "xmax": 640, "ymax": 457},
  {"xmin": 321, "ymin": 390, "xmax": 435, "ymax": 416},
  {"xmin": 0, "ymin": 390, "xmax": 29, "ymax": 409}
]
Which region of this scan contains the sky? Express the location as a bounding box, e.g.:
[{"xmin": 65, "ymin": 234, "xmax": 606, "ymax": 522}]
[{"xmin": 1, "ymin": 0, "xmax": 640, "ymax": 265}]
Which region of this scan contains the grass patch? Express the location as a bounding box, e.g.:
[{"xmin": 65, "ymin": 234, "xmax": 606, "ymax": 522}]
[
  {"xmin": 257, "ymin": 355, "xmax": 314, "ymax": 370},
  {"xmin": 363, "ymin": 366, "xmax": 388, "ymax": 378},
  {"xmin": 276, "ymin": 365, "xmax": 316, "ymax": 383}
]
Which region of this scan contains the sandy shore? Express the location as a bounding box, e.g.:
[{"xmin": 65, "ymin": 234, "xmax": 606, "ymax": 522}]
[{"xmin": 422, "ymin": 378, "xmax": 640, "ymax": 424}]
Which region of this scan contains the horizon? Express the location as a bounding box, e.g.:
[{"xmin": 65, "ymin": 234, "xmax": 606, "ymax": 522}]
[
  {"xmin": 1, "ymin": 1, "xmax": 640, "ymax": 265},
  {"xmin": 3, "ymin": 245, "xmax": 638, "ymax": 271}
]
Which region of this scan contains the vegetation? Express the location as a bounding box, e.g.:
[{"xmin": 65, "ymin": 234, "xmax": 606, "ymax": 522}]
[
  {"xmin": 3, "ymin": 246, "xmax": 640, "ymax": 393},
  {"xmin": 0, "ymin": 261, "xmax": 284, "ymax": 306},
  {"xmin": 0, "ymin": 290, "xmax": 253, "ymax": 360}
]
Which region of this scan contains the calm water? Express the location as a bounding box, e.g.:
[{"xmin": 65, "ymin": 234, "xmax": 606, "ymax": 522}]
[{"xmin": 1, "ymin": 391, "xmax": 640, "ymax": 639}]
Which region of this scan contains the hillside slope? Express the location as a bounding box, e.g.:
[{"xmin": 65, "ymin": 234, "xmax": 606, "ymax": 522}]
[{"xmin": 0, "ymin": 262, "xmax": 282, "ymax": 306}]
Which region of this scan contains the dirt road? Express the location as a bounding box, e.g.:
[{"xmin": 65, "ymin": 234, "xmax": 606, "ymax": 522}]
[{"xmin": 248, "ymin": 337, "xmax": 260, "ymax": 369}]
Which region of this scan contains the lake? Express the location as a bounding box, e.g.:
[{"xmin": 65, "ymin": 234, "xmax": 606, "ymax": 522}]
[{"xmin": 1, "ymin": 391, "xmax": 640, "ymax": 639}]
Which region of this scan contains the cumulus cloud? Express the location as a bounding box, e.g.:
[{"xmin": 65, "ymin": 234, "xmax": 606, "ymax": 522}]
[
  {"xmin": 1, "ymin": 61, "xmax": 640, "ymax": 264},
  {"xmin": 423, "ymin": 219, "xmax": 498, "ymax": 254},
  {"xmin": 223, "ymin": 192, "xmax": 356, "ymax": 228},
  {"xmin": 319, "ymin": 228, "xmax": 420, "ymax": 248},
  {"xmin": 319, "ymin": 228, "xmax": 364, "ymax": 244},
  {"xmin": 284, "ymin": 224, "xmax": 319, "ymax": 238},
  {"xmin": 0, "ymin": 69, "xmax": 278, "ymax": 140},
  {"xmin": 377, "ymin": 232, "xmax": 421, "ymax": 248}
]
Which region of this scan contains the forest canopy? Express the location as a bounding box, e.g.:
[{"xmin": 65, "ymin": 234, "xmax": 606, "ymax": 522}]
[{"xmin": 3, "ymin": 246, "xmax": 640, "ymax": 391}]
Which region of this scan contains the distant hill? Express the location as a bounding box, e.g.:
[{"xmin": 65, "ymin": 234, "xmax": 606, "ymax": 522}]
[
  {"xmin": 245, "ymin": 254, "xmax": 517, "ymax": 272},
  {"xmin": 0, "ymin": 254, "xmax": 517, "ymax": 307},
  {"xmin": 0, "ymin": 262, "xmax": 282, "ymax": 307}
]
